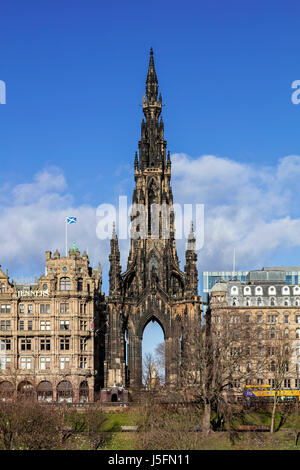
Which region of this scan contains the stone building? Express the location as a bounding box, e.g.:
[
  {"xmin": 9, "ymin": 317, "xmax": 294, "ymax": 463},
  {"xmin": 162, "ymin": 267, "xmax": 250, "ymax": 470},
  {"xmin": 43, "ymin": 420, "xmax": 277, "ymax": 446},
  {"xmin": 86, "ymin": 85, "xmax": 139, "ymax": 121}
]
[
  {"xmin": 0, "ymin": 49, "xmax": 202, "ymax": 403},
  {"xmin": 0, "ymin": 242, "xmax": 104, "ymax": 402},
  {"xmin": 101, "ymin": 49, "xmax": 202, "ymax": 401},
  {"xmin": 210, "ymin": 268, "xmax": 300, "ymax": 393}
]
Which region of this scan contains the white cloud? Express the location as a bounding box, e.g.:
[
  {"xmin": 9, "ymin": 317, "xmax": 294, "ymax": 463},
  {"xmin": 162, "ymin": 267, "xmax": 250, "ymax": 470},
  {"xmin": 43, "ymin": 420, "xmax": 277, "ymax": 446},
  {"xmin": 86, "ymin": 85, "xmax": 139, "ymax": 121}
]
[
  {"xmin": 171, "ymin": 153, "xmax": 300, "ymax": 271},
  {"xmin": 1, "ymin": 154, "xmax": 300, "ymax": 291}
]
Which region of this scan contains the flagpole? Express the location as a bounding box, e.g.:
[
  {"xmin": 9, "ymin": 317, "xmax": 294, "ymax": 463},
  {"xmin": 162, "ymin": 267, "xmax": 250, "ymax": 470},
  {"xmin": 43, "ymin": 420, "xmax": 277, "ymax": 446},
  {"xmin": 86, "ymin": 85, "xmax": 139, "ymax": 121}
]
[{"xmin": 65, "ymin": 219, "xmax": 68, "ymax": 257}]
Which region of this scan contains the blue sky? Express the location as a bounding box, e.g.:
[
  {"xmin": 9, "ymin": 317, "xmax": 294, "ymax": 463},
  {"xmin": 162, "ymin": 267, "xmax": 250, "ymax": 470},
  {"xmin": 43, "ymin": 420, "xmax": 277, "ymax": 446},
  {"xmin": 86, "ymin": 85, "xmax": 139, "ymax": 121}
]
[{"xmin": 1, "ymin": 0, "xmax": 300, "ymax": 357}]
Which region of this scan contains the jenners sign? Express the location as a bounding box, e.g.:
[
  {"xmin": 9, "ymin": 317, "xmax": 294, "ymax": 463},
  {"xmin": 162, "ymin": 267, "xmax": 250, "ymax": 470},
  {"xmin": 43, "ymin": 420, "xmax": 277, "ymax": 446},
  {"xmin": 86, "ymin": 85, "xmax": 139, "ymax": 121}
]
[{"xmin": 17, "ymin": 290, "xmax": 49, "ymax": 298}]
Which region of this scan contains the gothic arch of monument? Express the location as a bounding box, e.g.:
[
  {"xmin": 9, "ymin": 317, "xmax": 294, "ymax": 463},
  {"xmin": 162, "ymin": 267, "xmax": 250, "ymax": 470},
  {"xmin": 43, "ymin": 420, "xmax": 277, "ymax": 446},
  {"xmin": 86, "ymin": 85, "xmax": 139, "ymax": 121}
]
[{"xmin": 101, "ymin": 49, "xmax": 202, "ymax": 399}]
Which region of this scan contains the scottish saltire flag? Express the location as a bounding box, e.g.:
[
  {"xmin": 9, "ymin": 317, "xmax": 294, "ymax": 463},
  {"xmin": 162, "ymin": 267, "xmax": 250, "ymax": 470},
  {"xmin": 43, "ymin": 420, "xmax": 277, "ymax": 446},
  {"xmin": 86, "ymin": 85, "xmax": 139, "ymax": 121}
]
[{"xmin": 66, "ymin": 217, "xmax": 77, "ymax": 224}]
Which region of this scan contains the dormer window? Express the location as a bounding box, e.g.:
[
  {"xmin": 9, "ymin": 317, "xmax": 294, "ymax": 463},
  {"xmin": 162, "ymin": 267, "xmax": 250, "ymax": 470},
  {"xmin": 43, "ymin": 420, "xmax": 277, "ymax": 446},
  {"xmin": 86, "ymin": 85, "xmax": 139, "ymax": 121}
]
[
  {"xmin": 1, "ymin": 284, "xmax": 5, "ymax": 294},
  {"xmin": 62, "ymin": 267, "xmax": 67, "ymax": 273}
]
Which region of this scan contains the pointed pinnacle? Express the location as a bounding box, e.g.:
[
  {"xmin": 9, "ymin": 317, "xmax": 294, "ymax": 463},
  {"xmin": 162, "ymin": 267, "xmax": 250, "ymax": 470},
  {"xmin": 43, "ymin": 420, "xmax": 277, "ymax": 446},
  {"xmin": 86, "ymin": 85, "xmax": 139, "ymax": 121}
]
[{"xmin": 112, "ymin": 221, "xmax": 117, "ymax": 239}]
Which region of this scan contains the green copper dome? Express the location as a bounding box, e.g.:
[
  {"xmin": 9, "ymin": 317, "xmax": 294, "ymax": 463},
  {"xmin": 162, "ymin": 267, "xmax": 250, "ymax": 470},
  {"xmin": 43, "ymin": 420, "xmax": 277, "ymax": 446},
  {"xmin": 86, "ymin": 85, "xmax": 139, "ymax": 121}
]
[{"xmin": 69, "ymin": 241, "xmax": 79, "ymax": 253}]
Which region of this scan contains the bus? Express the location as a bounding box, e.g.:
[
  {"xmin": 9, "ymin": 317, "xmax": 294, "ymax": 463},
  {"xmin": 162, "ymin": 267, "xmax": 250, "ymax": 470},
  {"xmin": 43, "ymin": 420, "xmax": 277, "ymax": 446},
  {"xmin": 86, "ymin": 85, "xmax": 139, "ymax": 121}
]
[{"xmin": 244, "ymin": 385, "xmax": 300, "ymax": 402}]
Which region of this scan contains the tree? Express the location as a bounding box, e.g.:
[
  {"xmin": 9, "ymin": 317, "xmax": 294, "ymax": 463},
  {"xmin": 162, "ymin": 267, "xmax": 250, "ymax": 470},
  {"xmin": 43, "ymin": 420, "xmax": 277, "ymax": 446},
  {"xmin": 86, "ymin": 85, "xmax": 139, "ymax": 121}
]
[
  {"xmin": 0, "ymin": 399, "xmax": 67, "ymax": 450},
  {"xmin": 266, "ymin": 333, "xmax": 296, "ymax": 433},
  {"xmin": 175, "ymin": 304, "xmax": 256, "ymax": 435}
]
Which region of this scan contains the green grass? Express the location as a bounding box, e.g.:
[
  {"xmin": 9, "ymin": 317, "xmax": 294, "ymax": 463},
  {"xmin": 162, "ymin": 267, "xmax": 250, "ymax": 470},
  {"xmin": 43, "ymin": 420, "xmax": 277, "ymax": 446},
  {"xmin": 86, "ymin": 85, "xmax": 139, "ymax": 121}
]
[{"xmin": 60, "ymin": 408, "xmax": 300, "ymax": 450}]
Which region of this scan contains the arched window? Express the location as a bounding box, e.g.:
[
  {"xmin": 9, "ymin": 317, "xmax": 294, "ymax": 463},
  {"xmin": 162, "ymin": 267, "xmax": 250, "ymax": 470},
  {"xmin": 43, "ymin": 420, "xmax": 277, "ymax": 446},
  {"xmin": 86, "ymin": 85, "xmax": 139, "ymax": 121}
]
[
  {"xmin": 37, "ymin": 381, "xmax": 53, "ymax": 402},
  {"xmin": 270, "ymin": 297, "xmax": 276, "ymax": 306},
  {"xmin": 79, "ymin": 381, "xmax": 89, "ymax": 403},
  {"xmin": 257, "ymin": 297, "xmax": 263, "ymax": 306},
  {"xmin": 60, "ymin": 277, "xmax": 70, "ymax": 291},
  {"xmin": 284, "ymin": 328, "xmax": 289, "ymax": 338},
  {"xmin": 284, "ymin": 298, "xmax": 289, "ymax": 306},
  {"xmin": 282, "ymin": 286, "xmax": 290, "ymax": 295},
  {"xmin": 244, "ymin": 286, "xmax": 251, "ymax": 295},
  {"xmin": 268, "ymin": 286, "xmax": 276, "ymax": 295},
  {"xmin": 245, "ymin": 298, "xmax": 251, "ymax": 306},
  {"xmin": 296, "ymin": 328, "xmax": 300, "ymax": 339},
  {"xmin": 295, "ymin": 298, "xmax": 300, "ymax": 306},
  {"xmin": 1, "ymin": 283, "xmax": 5, "ymax": 294},
  {"xmin": 42, "ymin": 284, "xmax": 48, "ymax": 292},
  {"xmin": 57, "ymin": 380, "xmax": 73, "ymax": 403},
  {"xmin": 231, "ymin": 286, "xmax": 238, "ymax": 295},
  {"xmin": 294, "ymin": 286, "xmax": 300, "ymax": 295},
  {"xmin": 232, "ymin": 297, "xmax": 238, "ymax": 306},
  {"xmin": 255, "ymin": 286, "xmax": 263, "ymax": 295}
]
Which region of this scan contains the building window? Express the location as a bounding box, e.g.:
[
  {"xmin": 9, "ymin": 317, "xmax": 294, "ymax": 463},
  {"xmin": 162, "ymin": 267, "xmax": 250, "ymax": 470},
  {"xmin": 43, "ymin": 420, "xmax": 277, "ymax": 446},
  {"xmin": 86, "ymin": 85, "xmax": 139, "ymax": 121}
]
[
  {"xmin": 1, "ymin": 284, "xmax": 5, "ymax": 294},
  {"xmin": 40, "ymin": 320, "xmax": 50, "ymax": 331},
  {"xmin": 28, "ymin": 304, "xmax": 33, "ymax": 314},
  {"xmin": 296, "ymin": 379, "xmax": 300, "ymax": 388},
  {"xmin": 80, "ymin": 356, "xmax": 87, "ymax": 369},
  {"xmin": 270, "ymin": 298, "xmax": 276, "ymax": 306},
  {"xmin": 80, "ymin": 320, "xmax": 87, "ymax": 331},
  {"xmin": 0, "ymin": 357, "xmax": 11, "ymax": 370},
  {"xmin": 60, "ymin": 303, "xmax": 69, "ymax": 313},
  {"xmin": 267, "ymin": 315, "xmax": 278, "ymax": 324},
  {"xmin": 257, "ymin": 328, "xmax": 263, "ymax": 340},
  {"xmin": 284, "ymin": 315, "xmax": 289, "ymax": 324},
  {"xmin": 257, "ymin": 315, "xmax": 262, "ymax": 324},
  {"xmin": 42, "ymin": 284, "xmax": 48, "ymax": 292},
  {"xmin": 59, "ymin": 357, "xmax": 70, "ymax": 370},
  {"xmin": 284, "ymin": 328, "xmax": 289, "ymax": 338},
  {"xmin": 60, "ymin": 338, "xmax": 70, "ymax": 350},
  {"xmin": 19, "ymin": 320, "xmax": 24, "ymax": 331},
  {"xmin": 40, "ymin": 357, "xmax": 51, "ymax": 370},
  {"xmin": 296, "ymin": 316, "xmax": 300, "ymax": 324},
  {"xmin": 296, "ymin": 328, "xmax": 300, "ymax": 339},
  {"xmin": 0, "ymin": 320, "xmax": 10, "ymax": 331},
  {"xmin": 269, "ymin": 328, "xmax": 276, "ymax": 339},
  {"xmin": 80, "ymin": 338, "xmax": 87, "ymax": 352},
  {"xmin": 28, "ymin": 320, "xmax": 32, "ymax": 331},
  {"xmin": 62, "ymin": 267, "xmax": 67, "ymax": 273},
  {"xmin": 19, "ymin": 304, "xmax": 25, "ymax": 314},
  {"xmin": 40, "ymin": 304, "xmax": 50, "ymax": 314},
  {"xmin": 20, "ymin": 357, "xmax": 31, "ymax": 370},
  {"xmin": 257, "ymin": 362, "xmax": 262, "ymax": 373},
  {"xmin": 80, "ymin": 303, "xmax": 86, "ymax": 314},
  {"xmin": 60, "ymin": 320, "xmax": 70, "ymax": 331},
  {"xmin": 77, "ymin": 278, "xmax": 83, "ymax": 292},
  {"xmin": 60, "ymin": 277, "xmax": 70, "ymax": 291},
  {"xmin": 269, "ymin": 379, "xmax": 275, "ymax": 388},
  {"xmin": 40, "ymin": 339, "xmax": 51, "ymax": 351},
  {"xmin": 0, "ymin": 339, "xmax": 11, "ymax": 351},
  {"xmin": 284, "ymin": 379, "xmax": 291, "ymax": 388}
]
